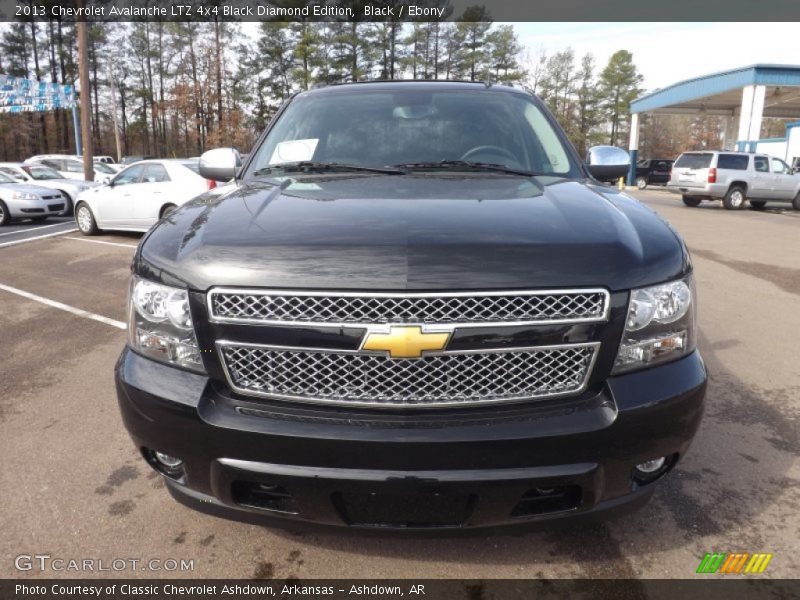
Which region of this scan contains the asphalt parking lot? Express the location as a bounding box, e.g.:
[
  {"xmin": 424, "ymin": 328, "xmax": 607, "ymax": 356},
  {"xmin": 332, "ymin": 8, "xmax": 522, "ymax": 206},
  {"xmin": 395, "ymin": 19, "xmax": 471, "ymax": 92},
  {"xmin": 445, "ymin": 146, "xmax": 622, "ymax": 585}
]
[{"xmin": 1, "ymin": 188, "xmax": 798, "ymax": 580}]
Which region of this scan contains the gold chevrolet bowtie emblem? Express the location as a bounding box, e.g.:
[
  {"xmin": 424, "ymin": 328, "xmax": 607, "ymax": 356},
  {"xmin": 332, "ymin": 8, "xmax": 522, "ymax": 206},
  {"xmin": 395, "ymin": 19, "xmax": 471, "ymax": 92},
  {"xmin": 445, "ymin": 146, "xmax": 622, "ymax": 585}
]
[{"xmin": 361, "ymin": 326, "xmax": 451, "ymax": 359}]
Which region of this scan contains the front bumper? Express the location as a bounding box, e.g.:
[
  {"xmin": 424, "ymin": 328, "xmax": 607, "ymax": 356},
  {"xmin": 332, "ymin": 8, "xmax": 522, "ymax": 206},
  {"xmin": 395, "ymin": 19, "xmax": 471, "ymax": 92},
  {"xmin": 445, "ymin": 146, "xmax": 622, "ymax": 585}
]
[
  {"xmin": 8, "ymin": 197, "xmax": 66, "ymax": 218},
  {"xmin": 115, "ymin": 348, "xmax": 706, "ymax": 530}
]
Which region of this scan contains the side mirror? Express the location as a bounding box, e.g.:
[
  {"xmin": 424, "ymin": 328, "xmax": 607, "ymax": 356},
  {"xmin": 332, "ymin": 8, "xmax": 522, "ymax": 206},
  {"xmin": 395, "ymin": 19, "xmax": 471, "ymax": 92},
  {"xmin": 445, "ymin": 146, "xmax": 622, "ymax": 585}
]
[
  {"xmin": 199, "ymin": 148, "xmax": 241, "ymax": 181},
  {"xmin": 586, "ymin": 146, "xmax": 631, "ymax": 183}
]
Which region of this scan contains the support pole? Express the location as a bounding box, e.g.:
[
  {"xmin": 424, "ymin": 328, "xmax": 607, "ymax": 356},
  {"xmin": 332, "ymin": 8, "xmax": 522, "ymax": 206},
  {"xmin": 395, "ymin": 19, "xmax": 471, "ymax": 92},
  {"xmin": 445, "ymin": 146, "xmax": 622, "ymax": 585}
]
[
  {"xmin": 737, "ymin": 85, "xmax": 755, "ymax": 145},
  {"xmin": 72, "ymin": 105, "xmax": 81, "ymax": 156},
  {"xmin": 107, "ymin": 63, "xmax": 123, "ymax": 163},
  {"xmin": 76, "ymin": 6, "xmax": 94, "ymax": 181},
  {"xmin": 748, "ymin": 85, "xmax": 766, "ymax": 142},
  {"xmin": 627, "ymin": 112, "xmax": 640, "ymax": 186}
]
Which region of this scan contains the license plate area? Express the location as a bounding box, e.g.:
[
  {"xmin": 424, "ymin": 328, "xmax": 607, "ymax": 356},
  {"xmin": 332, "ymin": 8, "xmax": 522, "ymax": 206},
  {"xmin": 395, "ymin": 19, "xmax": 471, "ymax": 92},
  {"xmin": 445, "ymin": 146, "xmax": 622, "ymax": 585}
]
[{"xmin": 332, "ymin": 490, "xmax": 476, "ymax": 528}]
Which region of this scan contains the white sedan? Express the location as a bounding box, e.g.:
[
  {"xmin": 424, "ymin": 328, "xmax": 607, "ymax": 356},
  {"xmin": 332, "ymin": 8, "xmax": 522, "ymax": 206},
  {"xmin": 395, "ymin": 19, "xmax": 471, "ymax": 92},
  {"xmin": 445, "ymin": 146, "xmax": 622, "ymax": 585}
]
[{"xmin": 74, "ymin": 159, "xmax": 215, "ymax": 235}]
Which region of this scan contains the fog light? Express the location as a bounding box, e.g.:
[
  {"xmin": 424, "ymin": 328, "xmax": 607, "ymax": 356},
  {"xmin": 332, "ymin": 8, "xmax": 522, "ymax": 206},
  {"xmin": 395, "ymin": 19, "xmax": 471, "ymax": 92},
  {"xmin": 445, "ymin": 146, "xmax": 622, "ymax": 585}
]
[
  {"xmin": 145, "ymin": 448, "xmax": 185, "ymax": 481},
  {"xmin": 154, "ymin": 452, "xmax": 182, "ymax": 469},
  {"xmin": 635, "ymin": 457, "xmax": 666, "ymax": 474}
]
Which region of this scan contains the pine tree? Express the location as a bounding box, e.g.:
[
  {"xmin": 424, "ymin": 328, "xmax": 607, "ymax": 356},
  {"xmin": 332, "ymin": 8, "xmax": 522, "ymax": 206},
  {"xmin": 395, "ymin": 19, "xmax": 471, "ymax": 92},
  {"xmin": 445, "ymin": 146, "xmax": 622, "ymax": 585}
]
[
  {"xmin": 597, "ymin": 50, "xmax": 643, "ymax": 147},
  {"xmin": 453, "ymin": 6, "xmax": 492, "ymax": 81},
  {"xmin": 485, "ymin": 25, "xmax": 524, "ymax": 84}
]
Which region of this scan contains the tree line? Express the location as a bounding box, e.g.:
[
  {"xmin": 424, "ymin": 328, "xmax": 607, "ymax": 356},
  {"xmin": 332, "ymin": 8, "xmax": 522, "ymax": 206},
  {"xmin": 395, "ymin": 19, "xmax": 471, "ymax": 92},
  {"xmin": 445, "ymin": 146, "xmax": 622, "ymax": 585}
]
[{"xmin": 0, "ymin": 7, "xmax": 742, "ymax": 164}]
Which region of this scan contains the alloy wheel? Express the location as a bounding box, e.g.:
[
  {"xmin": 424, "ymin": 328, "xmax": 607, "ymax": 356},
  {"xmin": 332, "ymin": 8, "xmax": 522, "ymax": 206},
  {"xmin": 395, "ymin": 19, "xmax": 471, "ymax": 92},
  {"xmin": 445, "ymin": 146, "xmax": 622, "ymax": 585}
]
[{"xmin": 77, "ymin": 206, "xmax": 92, "ymax": 232}]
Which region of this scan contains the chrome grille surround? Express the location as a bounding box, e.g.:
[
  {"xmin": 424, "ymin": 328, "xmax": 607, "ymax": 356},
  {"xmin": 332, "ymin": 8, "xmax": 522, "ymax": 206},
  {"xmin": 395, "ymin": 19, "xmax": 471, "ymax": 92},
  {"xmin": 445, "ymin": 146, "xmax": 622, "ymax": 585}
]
[
  {"xmin": 207, "ymin": 288, "xmax": 610, "ymax": 327},
  {"xmin": 217, "ymin": 341, "xmax": 600, "ymax": 409}
]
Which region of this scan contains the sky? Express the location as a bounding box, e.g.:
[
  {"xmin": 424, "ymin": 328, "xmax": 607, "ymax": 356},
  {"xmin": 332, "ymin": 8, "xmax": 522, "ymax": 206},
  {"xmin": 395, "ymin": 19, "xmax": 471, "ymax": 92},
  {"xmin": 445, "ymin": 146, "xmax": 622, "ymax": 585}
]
[{"xmin": 512, "ymin": 22, "xmax": 800, "ymax": 93}]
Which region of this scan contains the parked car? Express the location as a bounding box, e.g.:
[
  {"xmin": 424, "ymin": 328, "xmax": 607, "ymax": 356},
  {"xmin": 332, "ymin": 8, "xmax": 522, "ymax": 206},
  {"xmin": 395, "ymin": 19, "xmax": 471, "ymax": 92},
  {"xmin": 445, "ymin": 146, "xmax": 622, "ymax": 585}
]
[
  {"xmin": 0, "ymin": 162, "xmax": 99, "ymax": 216},
  {"xmin": 25, "ymin": 155, "xmax": 115, "ymax": 184},
  {"xmin": 74, "ymin": 159, "xmax": 216, "ymax": 235},
  {"xmin": 94, "ymin": 155, "xmax": 117, "ymax": 164},
  {"xmin": 115, "ymin": 81, "xmax": 706, "ymax": 530},
  {"xmin": 668, "ymin": 151, "xmax": 800, "ymax": 209},
  {"xmin": 0, "ymin": 170, "xmax": 68, "ymax": 225},
  {"xmin": 635, "ymin": 158, "xmax": 674, "ymax": 189}
]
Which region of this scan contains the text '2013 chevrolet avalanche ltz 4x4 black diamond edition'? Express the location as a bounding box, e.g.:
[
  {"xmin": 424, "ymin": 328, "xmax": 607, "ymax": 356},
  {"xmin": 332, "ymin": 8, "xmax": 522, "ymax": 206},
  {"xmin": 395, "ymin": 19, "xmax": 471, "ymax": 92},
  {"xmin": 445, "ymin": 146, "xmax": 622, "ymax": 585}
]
[{"xmin": 115, "ymin": 81, "xmax": 706, "ymax": 530}]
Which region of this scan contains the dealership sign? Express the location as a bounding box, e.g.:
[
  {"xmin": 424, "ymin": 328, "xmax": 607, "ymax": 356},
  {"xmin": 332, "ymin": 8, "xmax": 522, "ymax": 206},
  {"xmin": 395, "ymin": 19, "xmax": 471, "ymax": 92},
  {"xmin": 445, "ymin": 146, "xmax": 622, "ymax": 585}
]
[{"xmin": 0, "ymin": 74, "xmax": 76, "ymax": 113}]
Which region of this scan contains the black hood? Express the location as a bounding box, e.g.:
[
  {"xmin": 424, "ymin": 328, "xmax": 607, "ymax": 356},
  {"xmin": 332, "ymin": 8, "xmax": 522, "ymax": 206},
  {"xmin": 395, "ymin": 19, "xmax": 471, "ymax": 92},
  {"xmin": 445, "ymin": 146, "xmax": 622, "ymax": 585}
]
[{"xmin": 136, "ymin": 174, "xmax": 689, "ymax": 292}]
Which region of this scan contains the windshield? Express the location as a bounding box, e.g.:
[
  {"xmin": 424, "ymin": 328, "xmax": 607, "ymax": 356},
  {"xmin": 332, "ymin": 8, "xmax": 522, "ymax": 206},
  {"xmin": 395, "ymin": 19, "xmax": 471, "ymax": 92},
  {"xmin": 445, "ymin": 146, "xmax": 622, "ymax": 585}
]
[
  {"xmin": 24, "ymin": 165, "xmax": 62, "ymax": 180},
  {"xmin": 246, "ymin": 89, "xmax": 580, "ymax": 179},
  {"xmin": 0, "ymin": 172, "xmax": 15, "ymax": 184}
]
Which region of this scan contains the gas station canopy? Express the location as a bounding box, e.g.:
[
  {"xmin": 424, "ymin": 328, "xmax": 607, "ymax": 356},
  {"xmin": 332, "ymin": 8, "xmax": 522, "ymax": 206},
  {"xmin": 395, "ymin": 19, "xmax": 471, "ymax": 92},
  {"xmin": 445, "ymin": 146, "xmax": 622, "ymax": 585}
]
[{"xmin": 626, "ymin": 64, "xmax": 800, "ymax": 183}]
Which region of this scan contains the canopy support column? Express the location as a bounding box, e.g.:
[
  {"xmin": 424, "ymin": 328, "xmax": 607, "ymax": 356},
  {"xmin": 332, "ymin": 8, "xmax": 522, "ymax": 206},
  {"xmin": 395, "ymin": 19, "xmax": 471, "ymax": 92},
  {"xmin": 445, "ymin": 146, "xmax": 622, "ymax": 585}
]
[{"xmin": 627, "ymin": 112, "xmax": 640, "ymax": 186}]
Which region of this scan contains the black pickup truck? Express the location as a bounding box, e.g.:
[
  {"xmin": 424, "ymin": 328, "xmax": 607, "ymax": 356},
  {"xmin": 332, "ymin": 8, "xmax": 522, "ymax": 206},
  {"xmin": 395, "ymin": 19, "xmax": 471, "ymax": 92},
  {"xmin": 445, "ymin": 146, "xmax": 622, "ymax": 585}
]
[
  {"xmin": 115, "ymin": 82, "xmax": 706, "ymax": 530},
  {"xmin": 635, "ymin": 158, "xmax": 674, "ymax": 189}
]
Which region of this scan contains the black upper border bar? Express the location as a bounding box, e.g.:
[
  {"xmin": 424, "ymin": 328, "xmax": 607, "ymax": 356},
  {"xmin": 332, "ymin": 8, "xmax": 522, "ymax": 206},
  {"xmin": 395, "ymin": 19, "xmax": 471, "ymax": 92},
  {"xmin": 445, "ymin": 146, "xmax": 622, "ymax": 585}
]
[{"xmin": 1, "ymin": 0, "xmax": 799, "ymax": 22}]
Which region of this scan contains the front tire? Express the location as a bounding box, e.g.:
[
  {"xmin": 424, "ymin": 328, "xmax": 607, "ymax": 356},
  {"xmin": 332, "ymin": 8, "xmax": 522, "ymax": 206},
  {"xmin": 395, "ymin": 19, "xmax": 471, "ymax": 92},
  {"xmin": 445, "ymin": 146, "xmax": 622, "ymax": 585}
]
[
  {"xmin": 749, "ymin": 200, "xmax": 767, "ymax": 210},
  {"xmin": 636, "ymin": 176, "xmax": 648, "ymax": 190},
  {"xmin": 682, "ymin": 195, "xmax": 702, "ymax": 207},
  {"xmin": 0, "ymin": 200, "xmax": 10, "ymax": 226},
  {"xmin": 75, "ymin": 203, "xmax": 100, "ymax": 236},
  {"xmin": 723, "ymin": 186, "xmax": 746, "ymax": 210},
  {"xmin": 793, "ymin": 192, "xmax": 800, "ymax": 211}
]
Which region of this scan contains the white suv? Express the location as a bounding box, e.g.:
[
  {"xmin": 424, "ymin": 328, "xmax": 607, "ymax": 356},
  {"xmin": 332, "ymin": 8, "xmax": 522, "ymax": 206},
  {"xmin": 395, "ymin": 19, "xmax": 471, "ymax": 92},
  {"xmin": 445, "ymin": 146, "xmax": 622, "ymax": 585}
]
[{"xmin": 668, "ymin": 151, "xmax": 800, "ymax": 210}]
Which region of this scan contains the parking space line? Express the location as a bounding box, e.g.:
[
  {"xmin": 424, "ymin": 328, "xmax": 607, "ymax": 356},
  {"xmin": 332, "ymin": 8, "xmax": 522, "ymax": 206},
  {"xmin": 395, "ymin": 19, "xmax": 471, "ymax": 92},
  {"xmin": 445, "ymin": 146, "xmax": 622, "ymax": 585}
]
[
  {"xmin": 65, "ymin": 236, "xmax": 139, "ymax": 249},
  {"xmin": 0, "ymin": 282, "xmax": 126, "ymax": 330},
  {"xmin": 0, "ymin": 227, "xmax": 78, "ymax": 249},
  {"xmin": 0, "ymin": 222, "xmax": 72, "ymax": 238}
]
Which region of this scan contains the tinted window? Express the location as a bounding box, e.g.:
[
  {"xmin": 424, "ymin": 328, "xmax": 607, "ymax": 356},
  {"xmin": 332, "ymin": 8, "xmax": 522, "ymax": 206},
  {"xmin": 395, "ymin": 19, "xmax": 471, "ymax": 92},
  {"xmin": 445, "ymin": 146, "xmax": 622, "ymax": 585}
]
[
  {"xmin": 754, "ymin": 157, "xmax": 769, "ymax": 173},
  {"xmin": 114, "ymin": 165, "xmax": 144, "ymax": 185},
  {"xmin": 94, "ymin": 162, "xmax": 116, "ymax": 174},
  {"xmin": 674, "ymin": 153, "xmax": 712, "ymax": 169},
  {"xmin": 716, "ymin": 154, "xmax": 749, "ymax": 170},
  {"xmin": 654, "ymin": 161, "xmax": 671, "ymax": 170},
  {"xmin": 25, "ymin": 166, "xmax": 62, "ymax": 180},
  {"xmin": 142, "ymin": 164, "xmax": 170, "ymax": 183},
  {"xmin": 41, "ymin": 159, "xmax": 63, "ymax": 170}
]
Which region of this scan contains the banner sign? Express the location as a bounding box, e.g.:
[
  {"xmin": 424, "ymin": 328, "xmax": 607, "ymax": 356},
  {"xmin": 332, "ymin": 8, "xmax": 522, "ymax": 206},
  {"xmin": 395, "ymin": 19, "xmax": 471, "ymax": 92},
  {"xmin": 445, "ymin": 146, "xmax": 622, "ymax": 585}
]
[{"xmin": 0, "ymin": 74, "xmax": 76, "ymax": 113}]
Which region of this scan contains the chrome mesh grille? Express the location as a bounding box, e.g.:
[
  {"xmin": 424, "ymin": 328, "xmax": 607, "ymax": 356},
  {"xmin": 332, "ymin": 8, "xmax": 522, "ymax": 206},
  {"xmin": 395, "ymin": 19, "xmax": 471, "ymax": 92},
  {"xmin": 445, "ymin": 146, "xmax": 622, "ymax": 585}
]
[
  {"xmin": 209, "ymin": 289, "xmax": 608, "ymax": 325},
  {"xmin": 219, "ymin": 343, "xmax": 597, "ymax": 408}
]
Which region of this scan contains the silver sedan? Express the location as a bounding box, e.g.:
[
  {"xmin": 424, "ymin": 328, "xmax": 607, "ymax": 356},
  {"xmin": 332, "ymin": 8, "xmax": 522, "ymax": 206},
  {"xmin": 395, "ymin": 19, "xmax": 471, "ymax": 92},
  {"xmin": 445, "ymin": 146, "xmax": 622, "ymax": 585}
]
[{"xmin": 0, "ymin": 171, "xmax": 68, "ymax": 225}]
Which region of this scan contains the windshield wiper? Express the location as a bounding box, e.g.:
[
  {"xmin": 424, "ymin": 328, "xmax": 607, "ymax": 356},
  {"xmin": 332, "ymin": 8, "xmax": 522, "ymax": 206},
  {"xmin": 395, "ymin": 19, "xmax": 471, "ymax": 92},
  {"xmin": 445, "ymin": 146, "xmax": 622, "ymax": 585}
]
[
  {"xmin": 392, "ymin": 160, "xmax": 538, "ymax": 177},
  {"xmin": 253, "ymin": 161, "xmax": 405, "ymax": 176}
]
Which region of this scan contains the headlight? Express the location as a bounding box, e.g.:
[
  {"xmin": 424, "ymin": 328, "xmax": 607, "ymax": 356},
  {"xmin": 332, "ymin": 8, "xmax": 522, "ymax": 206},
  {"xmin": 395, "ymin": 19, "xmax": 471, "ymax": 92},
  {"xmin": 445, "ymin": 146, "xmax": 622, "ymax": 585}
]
[
  {"xmin": 613, "ymin": 276, "xmax": 696, "ymax": 374},
  {"xmin": 13, "ymin": 191, "xmax": 38, "ymax": 201},
  {"xmin": 128, "ymin": 276, "xmax": 205, "ymax": 373}
]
